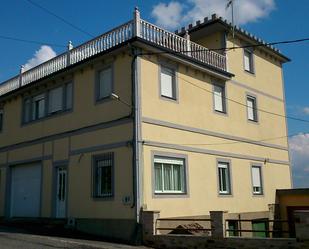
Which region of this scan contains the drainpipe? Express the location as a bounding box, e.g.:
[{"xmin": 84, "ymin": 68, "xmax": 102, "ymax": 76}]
[{"xmin": 131, "ymin": 7, "xmax": 142, "ymax": 225}]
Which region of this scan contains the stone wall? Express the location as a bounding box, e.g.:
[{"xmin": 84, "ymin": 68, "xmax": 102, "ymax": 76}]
[
  {"xmin": 147, "ymin": 235, "xmax": 309, "ymax": 249},
  {"xmin": 141, "ymin": 210, "xmax": 309, "ymax": 249}
]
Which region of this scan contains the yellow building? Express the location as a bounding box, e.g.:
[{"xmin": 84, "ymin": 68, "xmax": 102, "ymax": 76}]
[{"xmin": 0, "ymin": 9, "xmax": 291, "ymax": 241}]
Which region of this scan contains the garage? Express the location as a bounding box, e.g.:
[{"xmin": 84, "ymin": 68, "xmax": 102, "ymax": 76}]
[{"xmin": 10, "ymin": 163, "xmax": 42, "ymax": 217}]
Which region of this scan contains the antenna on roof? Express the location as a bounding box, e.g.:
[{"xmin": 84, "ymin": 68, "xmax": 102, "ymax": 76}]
[{"xmin": 226, "ymin": 0, "xmax": 235, "ymax": 48}]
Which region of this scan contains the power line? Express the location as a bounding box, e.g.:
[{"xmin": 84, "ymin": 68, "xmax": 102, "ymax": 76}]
[
  {"xmin": 0, "ymin": 35, "xmax": 66, "ymax": 47},
  {"xmin": 139, "ymin": 57, "xmax": 309, "ymax": 124},
  {"xmin": 139, "ymin": 37, "xmax": 309, "ymax": 55},
  {"xmin": 180, "ymin": 74, "xmax": 309, "ymax": 124},
  {"xmin": 175, "ymin": 131, "xmax": 307, "ymax": 146},
  {"xmin": 25, "ymin": 0, "xmax": 94, "ymax": 38}
]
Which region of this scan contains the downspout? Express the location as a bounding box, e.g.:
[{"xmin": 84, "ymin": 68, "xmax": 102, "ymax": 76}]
[
  {"xmin": 131, "ymin": 47, "xmax": 140, "ymax": 219},
  {"xmin": 131, "ymin": 7, "xmax": 142, "ymax": 226}
]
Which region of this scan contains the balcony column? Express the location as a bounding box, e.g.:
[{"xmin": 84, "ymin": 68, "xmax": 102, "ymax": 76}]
[
  {"xmin": 133, "ymin": 7, "xmax": 141, "ymax": 37},
  {"xmin": 67, "ymin": 41, "xmax": 73, "ymax": 66},
  {"xmin": 184, "ymin": 30, "xmax": 191, "ymax": 57},
  {"xmin": 19, "ymin": 65, "xmax": 25, "ymax": 87}
]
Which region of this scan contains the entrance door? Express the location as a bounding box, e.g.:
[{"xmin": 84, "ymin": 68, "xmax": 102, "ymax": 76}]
[{"xmin": 56, "ymin": 167, "xmax": 67, "ymax": 218}]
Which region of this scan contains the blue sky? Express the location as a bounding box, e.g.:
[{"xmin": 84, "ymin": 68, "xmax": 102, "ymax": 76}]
[{"xmin": 0, "ymin": 0, "xmax": 308, "ymax": 187}]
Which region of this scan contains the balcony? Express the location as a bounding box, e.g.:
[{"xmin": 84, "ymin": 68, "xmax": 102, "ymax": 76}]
[{"xmin": 0, "ymin": 8, "xmax": 227, "ymax": 97}]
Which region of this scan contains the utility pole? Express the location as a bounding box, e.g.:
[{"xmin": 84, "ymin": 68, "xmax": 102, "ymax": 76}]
[{"xmin": 226, "ymin": 0, "xmax": 235, "ymax": 48}]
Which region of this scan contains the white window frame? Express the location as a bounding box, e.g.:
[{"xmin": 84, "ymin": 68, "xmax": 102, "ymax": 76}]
[
  {"xmin": 247, "ymin": 95, "xmax": 258, "ymax": 122},
  {"xmin": 93, "ymin": 153, "xmax": 114, "ymax": 198},
  {"xmin": 218, "ymin": 161, "xmax": 231, "ymax": 195},
  {"xmin": 244, "ymin": 49, "xmax": 254, "ymax": 73},
  {"xmin": 160, "ymin": 65, "xmax": 177, "ymax": 100},
  {"xmin": 154, "ymin": 156, "xmax": 186, "ymax": 194},
  {"xmin": 213, "ymin": 84, "xmax": 226, "ymax": 113},
  {"xmin": 251, "ymin": 165, "xmax": 263, "ymax": 195}
]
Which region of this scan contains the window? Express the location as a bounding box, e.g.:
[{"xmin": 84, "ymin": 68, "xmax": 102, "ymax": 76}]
[
  {"xmin": 228, "ymin": 220, "xmax": 239, "ymax": 237},
  {"xmin": 247, "ymin": 96, "xmax": 258, "ymax": 122},
  {"xmin": 32, "ymin": 94, "xmax": 45, "ymax": 120},
  {"xmin": 154, "ymin": 156, "xmax": 185, "ymax": 194},
  {"xmin": 252, "ymin": 220, "xmax": 269, "ymax": 238},
  {"xmin": 97, "ymin": 67, "xmax": 112, "ymax": 100},
  {"xmin": 93, "ymin": 153, "xmax": 114, "ymax": 197},
  {"xmin": 214, "ymin": 84, "xmax": 226, "ymax": 113},
  {"xmin": 23, "ymin": 82, "xmax": 73, "ymax": 124},
  {"xmin": 48, "ymin": 86, "xmax": 63, "ymax": 114},
  {"xmin": 48, "ymin": 83, "xmax": 72, "ymax": 115},
  {"xmin": 0, "ymin": 109, "xmax": 3, "ymax": 132},
  {"xmin": 252, "ymin": 166, "xmax": 263, "ymax": 195},
  {"xmin": 218, "ymin": 161, "xmax": 231, "ymax": 194},
  {"xmin": 160, "ymin": 66, "xmax": 176, "ymax": 100},
  {"xmin": 244, "ymin": 49, "xmax": 254, "ymax": 73}
]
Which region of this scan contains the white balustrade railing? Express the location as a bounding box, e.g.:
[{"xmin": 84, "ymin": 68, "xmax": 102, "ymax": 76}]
[
  {"xmin": 140, "ymin": 19, "xmax": 227, "ymax": 71},
  {"xmin": 70, "ymin": 21, "xmax": 133, "ymax": 65},
  {"xmin": 0, "ymin": 76, "xmax": 19, "ymax": 96},
  {"xmin": 0, "ymin": 11, "xmax": 227, "ymax": 97},
  {"xmin": 22, "ymin": 53, "xmax": 67, "ymax": 86}
]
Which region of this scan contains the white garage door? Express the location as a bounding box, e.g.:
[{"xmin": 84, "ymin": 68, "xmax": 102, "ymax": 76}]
[{"xmin": 10, "ymin": 164, "xmax": 41, "ymax": 217}]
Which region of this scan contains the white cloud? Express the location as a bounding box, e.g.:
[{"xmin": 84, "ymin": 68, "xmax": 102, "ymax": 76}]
[
  {"xmin": 289, "ymin": 133, "xmax": 309, "ymax": 188},
  {"xmin": 302, "ymin": 107, "xmax": 309, "ymax": 115},
  {"xmin": 152, "ymin": 0, "xmax": 276, "ymax": 30},
  {"xmin": 151, "ymin": 1, "xmax": 184, "ymax": 29},
  {"xmin": 24, "ymin": 45, "xmax": 57, "ymax": 71}
]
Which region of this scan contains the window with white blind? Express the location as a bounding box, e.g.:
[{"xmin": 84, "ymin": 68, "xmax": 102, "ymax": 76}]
[
  {"xmin": 154, "ymin": 156, "xmax": 185, "ymax": 194},
  {"xmin": 214, "ymin": 84, "xmax": 226, "ymax": 113},
  {"xmin": 48, "ymin": 87, "xmax": 63, "ymax": 114},
  {"xmin": 0, "ymin": 109, "xmax": 3, "ymax": 132},
  {"xmin": 252, "ymin": 166, "xmax": 263, "ymax": 195},
  {"xmin": 247, "ymin": 96, "xmax": 258, "ymax": 122},
  {"xmin": 160, "ymin": 66, "xmax": 176, "ymax": 100},
  {"xmin": 93, "ymin": 152, "xmax": 114, "ymax": 198},
  {"xmin": 97, "ymin": 67, "xmax": 112, "ymax": 100},
  {"xmin": 244, "ymin": 49, "xmax": 254, "ymax": 73},
  {"xmin": 218, "ymin": 162, "xmax": 231, "ymax": 195},
  {"xmin": 48, "ymin": 83, "xmax": 73, "ymax": 115}
]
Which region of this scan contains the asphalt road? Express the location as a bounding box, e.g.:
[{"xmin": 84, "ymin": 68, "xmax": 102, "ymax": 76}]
[{"xmin": 0, "ymin": 226, "xmax": 150, "ymax": 249}]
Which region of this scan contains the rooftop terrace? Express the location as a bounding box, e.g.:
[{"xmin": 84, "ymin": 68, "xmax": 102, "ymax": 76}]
[{"xmin": 0, "ymin": 8, "xmax": 227, "ymax": 97}]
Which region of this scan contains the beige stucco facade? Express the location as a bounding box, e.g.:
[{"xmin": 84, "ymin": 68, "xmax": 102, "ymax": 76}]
[
  {"xmin": 139, "ymin": 46, "xmax": 291, "ymax": 217},
  {"xmin": 0, "ymin": 18, "xmax": 291, "ymax": 241}
]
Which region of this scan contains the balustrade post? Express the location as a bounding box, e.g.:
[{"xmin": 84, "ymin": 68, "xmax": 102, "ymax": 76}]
[
  {"xmin": 67, "ymin": 41, "xmax": 73, "ymax": 66},
  {"xmin": 19, "ymin": 65, "xmax": 24, "ymax": 87},
  {"xmin": 184, "ymin": 30, "xmax": 191, "ymax": 57},
  {"xmin": 133, "ymin": 7, "xmax": 141, "ymax": 37}
]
